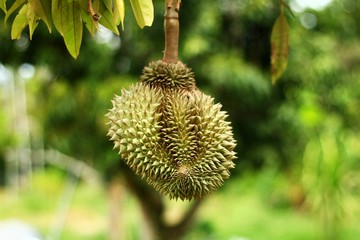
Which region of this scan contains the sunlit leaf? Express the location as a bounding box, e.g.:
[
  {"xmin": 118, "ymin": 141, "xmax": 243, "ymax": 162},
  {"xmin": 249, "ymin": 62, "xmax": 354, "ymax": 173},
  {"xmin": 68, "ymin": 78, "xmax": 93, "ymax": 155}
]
[
  {"xmin": 103, "ymin": 0, "xmax": 112, "ymax": 12},
  {"xmin": 129, "ymin": 0, "xmax": 153, "ymax": 28},
  {"xmin": 64, "ymin": 1, "xmax": 83, "ymax": 59},
  {"xmin": 114, "ymin": 0, "xmax": 125, "ymax": 29},
  {"xmin": 5, "ymin": 0, "xmax": 26, "ymax": 24},
  {"xmin": 52, "ymin": 0, "xmax": 83, "ymax": 58},
  {"xmin": 81, "ymin": 11, "xmax": 98, "ymax": 36},
  {"xmin": 27, "ymin": 4, "xmax": 40, "ymax": 39},
  {"xmin": 270, "ymin": 12, "xmax": 289, "ymax": 84},
  {"xmin": 78, "ymin": 0, "xmax": 99, "ymax": 36},
  {"xmin": 92, "ymin": 0, "xmax": 100, "ymax": 15},
  {"xmin": 0, "ymin": 0, "xmax": 6, "ymax": 13},
  {"xmin": 29, "ymin": 0, "xmax": 52, "ymax": 32},
  {"xmin": 11, "ymin": 3, "xmax": 28, "ymax": 39},
  {"xmin": 99, "ymin": 2, "xmax": 119, "ymax": 35}
]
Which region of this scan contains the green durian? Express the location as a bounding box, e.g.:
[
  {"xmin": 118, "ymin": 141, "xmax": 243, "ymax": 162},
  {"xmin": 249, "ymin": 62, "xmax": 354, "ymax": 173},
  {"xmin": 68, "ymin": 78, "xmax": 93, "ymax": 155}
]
[{"xmin": 106, "ymin": 60, "xmax": 236, "ymax": 200}]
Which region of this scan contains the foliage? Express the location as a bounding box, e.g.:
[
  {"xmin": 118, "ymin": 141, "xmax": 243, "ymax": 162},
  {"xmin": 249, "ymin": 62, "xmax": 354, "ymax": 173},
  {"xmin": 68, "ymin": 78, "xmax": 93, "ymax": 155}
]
[
  {"xmin": 0, "ymin": 0, "xmax": 289, "ymax": 80},
  {"xmin": 39, "ymin": 74, "xmax": 137, "ymax": 174},
  {"xmin": 302, "ymin": 121, "xmax": 360, "ymax": 240},
  {"xmin": 1, "ymin": 0, "xmax": 154, "ymax": 58}
]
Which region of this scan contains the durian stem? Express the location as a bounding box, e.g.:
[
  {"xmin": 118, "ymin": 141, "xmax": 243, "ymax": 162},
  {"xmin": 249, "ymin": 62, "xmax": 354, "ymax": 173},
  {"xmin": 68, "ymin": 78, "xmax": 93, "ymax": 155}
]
[{"xmin": 163, "ymin": 0, "xmax": 181, "ymax": 63}]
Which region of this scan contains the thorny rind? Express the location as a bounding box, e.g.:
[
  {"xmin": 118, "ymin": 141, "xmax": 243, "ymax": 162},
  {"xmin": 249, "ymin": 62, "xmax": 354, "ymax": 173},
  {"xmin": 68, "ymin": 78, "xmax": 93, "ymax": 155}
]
[{"xmin": 141, "ymin": 60, "xmax": 196, "ymax": 91}]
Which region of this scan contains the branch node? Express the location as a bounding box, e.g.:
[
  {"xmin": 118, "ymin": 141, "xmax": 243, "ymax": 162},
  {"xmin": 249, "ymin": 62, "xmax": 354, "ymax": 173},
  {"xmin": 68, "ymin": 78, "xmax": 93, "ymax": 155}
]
[{"xmin": 87, "ymin": 0, "xmax": 101, "ymax": 22}]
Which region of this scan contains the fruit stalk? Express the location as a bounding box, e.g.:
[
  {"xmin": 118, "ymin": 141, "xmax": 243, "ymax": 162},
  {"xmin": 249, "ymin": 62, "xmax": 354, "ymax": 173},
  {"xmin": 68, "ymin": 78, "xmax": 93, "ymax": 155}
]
[{"xmin": 163, "ymin": 0, "xmax": 181, "ymax": 63}]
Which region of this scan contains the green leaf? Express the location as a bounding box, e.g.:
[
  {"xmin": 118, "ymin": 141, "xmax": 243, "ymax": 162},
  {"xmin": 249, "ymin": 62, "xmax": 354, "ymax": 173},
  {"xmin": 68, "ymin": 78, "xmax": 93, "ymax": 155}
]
[
  {"xmin": 129, "ymin": 0, "xmax": 153, "ymax": 28},
  {"xmin": 52, "ymin": 0, "xmax": 83, "ymax": 58},
  {"xmin": 11, "ymin": 3, "xmax": 28, "ymax": 39},
  {"xmin": 51, "ymin": 0, "xmax": 63, "ymax": 35},
  {"xmin": 27, "ymin": 4, "xmax": 40, "ymax": 39},
  {"xmin": 113, "ymin": 0, "xmax": 125, "ymax": 29},
  {"xmin": 78, "ymin": 0, "xmax": 99, "ymax": 36},
  {"xmin": 0, "ymin": 0, "xmax": 6, "ymax": 13},
  {"xmin": 99, "ymin": 2, "xmax": 119, "ymax": 35},
  {"xmin": 81, "ymin": 11, "xmax": 98, "ymax": 36},
  {"xmin": 5, "ymin": 0, "xmax": 26, "ymax": 24},
  {"xmin": 103, "ymin": 0, "xmax": 112, "ymax": 12},
  {"xmin": 64, "ymin": 0, "xmax": 83, "ymax": 58},
  {"xmin": 29, "ymin": 0, "xmax": 52, "ymax": 32},
  {"xmin": 270, "ymin": 12, "xmax": 289, "ymax": 84}
]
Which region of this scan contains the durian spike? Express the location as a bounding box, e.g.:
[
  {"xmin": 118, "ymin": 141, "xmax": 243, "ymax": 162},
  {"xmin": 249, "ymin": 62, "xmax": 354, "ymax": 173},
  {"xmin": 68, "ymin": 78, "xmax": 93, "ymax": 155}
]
[{"xmin": 163, "ymin": 0, "xmax": 181, "ymax": 63}]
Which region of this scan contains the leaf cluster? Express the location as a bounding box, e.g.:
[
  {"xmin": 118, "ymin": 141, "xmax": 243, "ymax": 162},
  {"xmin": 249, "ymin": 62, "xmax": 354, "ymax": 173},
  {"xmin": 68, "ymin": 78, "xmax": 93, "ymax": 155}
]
[{"xmin": 0, "ymin": 0, "xmax": 154, "ymax": 58}]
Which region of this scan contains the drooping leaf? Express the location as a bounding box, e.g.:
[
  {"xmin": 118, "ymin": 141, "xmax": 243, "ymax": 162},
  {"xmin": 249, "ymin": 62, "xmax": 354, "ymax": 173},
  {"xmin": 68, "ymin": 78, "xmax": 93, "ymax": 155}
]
[
  {"xmin": 29, "ymin": 0, "xmax": 52, "ymax": 32},
  {"xmin": 11, "ymin": 3, "xmax": 28, "ymax": 39},
  {"xmin": 77, "ymin": 0, "xmax": 87, "ymax": 12},
  {"xmin": 78, "ymin": 0, "xmax": 99, "ymax": 36},
  {"xmin": 5, "ymin": 0, "xmax": 26, "ymax": 24},
  {"xmin": 103, "ymin": 0, "xmax": 112, "ymax": 12},
  {"xmin": 81, "ymin": 11, "xmax": 98, "ymax": 36},
  {"xmin": 99, "ymin": 9, "xmax": 119, "ymax": 35},
  {"xmin": 129, "ymin": 0, "xmax": 153, "ymax": 28},
  {"xmin": 52, "ymin": 0, "xmax": 63, "ymax": 35},
  {"xmin": 114, "ymin": 0, "xmax": 125, "ymax": 29},
  {"xmin": 270, "ymin": 12, "xmax": 289, "ymax": 84},
  {"xmin": 64, "ymin": 0, "xmax": 83, "ymax": 58},
  {"xmin": 99, "ymin": 1, "xmax": 119, "ymax": 35},
  {"xmin": 93, "ymin": 0, "xmax": 100, "ymax": 13},
  {"xmin": 52, "ymin": 0, "xmax": 83, "ymax": 58},
  {"xmin": 27, "ymin": 4, "xmax": 40, "ymax": 39},
  {"xmin": 0, "ymin": 0, "xmax": 6, "ymax": 13}
]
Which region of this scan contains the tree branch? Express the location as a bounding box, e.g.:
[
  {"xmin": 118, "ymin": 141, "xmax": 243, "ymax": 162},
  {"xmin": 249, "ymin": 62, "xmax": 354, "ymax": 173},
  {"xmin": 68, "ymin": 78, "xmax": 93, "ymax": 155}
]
[
  {"xmin": 87, "ymin": 0, "xmax": 101, "ymax": 21},
  {"xmin": 163, "ymin": 0, "xmax": 181, "ymax": 63}
]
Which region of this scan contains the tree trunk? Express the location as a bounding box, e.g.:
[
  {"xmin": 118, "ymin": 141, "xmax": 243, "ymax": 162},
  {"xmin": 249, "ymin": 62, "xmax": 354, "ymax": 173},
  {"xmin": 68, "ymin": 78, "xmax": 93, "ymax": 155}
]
[
  {"xmin": 107, "ymin": 177, "xmax": 126, "ymax": 240},
  {"xmin": 120, "ymin": 162, "xmax": 201, "ymax": 240}
]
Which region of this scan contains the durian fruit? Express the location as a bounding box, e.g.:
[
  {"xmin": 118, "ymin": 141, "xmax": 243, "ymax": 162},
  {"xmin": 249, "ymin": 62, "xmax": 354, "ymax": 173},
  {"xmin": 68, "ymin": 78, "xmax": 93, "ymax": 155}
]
[{"xmin": 106, "ymin": 60, "xmax": 236, "ymax": 200}]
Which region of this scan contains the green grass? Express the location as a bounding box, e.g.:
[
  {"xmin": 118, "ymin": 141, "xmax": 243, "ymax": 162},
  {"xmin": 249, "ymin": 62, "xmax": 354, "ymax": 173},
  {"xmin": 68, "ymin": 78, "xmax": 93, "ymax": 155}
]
[
  {"xmin": 186, "ymin": 172, "xmax": 360, "ymax": 240},
  {"xmin": 0, "ymin": 169, "xmax": 107, "ymax": 239},
  {"xmin": 1, "ymin": 169, "xmax": 359, "ymax": 240},
  {"xmin": 187, "ymin": 186, "xmax": 318, "ymax": 240}
]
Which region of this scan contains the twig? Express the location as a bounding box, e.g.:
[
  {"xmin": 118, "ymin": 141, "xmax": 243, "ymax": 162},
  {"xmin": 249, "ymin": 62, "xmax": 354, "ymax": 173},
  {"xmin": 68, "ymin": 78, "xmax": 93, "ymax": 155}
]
[
  {"xmin": 163, "ymin": 0, "xmax": 181, "ymax": 63},
  {"xmin": 88, "ymin": 0, "xmax": 101, "ymax": 21}
]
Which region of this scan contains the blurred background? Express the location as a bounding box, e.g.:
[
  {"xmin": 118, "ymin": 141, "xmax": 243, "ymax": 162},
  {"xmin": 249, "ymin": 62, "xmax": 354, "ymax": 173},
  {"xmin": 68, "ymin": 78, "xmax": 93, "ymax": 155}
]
[{"xmin": 1, "ymin": 0, "xmax": 360, "ymax": 239}]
